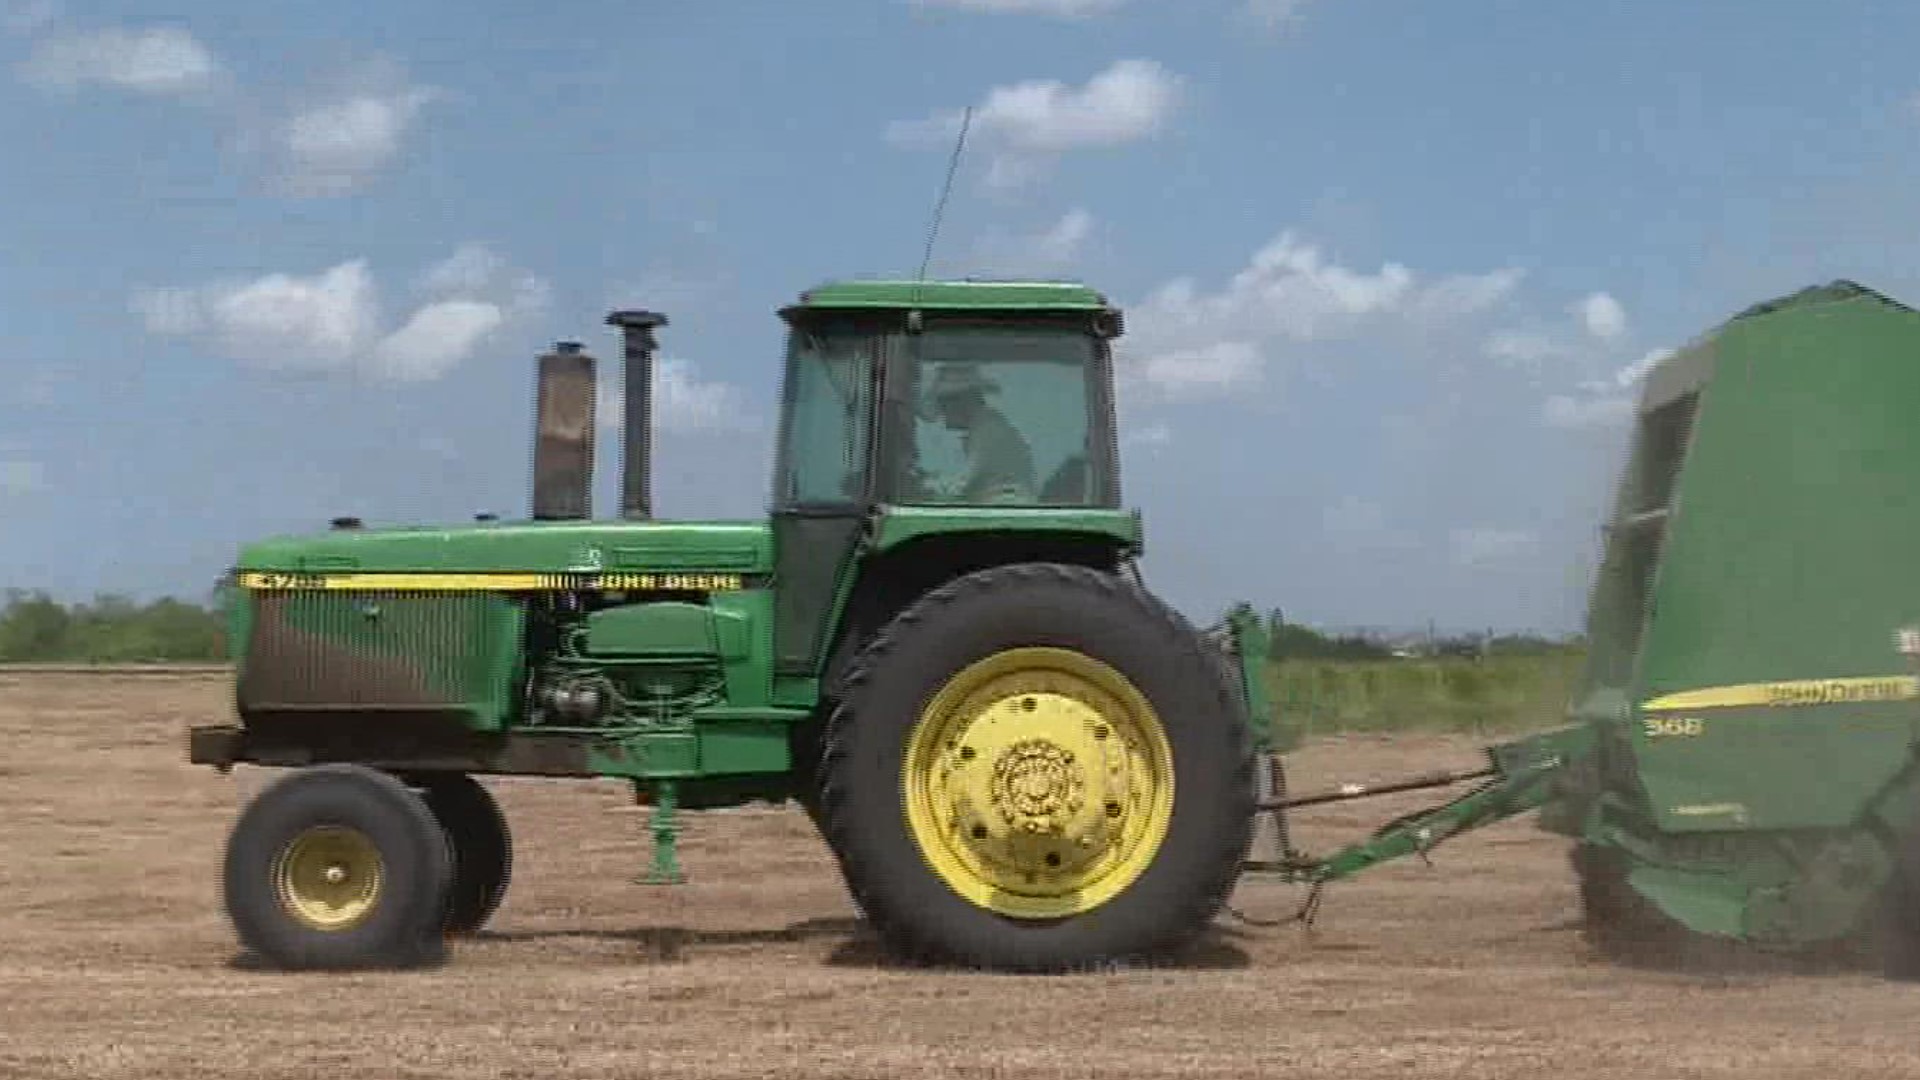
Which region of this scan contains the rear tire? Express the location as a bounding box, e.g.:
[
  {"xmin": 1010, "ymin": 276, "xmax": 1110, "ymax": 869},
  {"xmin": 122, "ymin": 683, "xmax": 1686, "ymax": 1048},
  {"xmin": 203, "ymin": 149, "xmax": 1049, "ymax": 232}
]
[
  {"xmin": 819, "ymin": 562, "xmax": 1256, "ymax": 972},
  {"xmin": 223, "ymin": 764, "xmax": 450, "ymax": 970},
  {"xmin": 409, "ymin": 773, "xmax": 513, "ymax": 936}
]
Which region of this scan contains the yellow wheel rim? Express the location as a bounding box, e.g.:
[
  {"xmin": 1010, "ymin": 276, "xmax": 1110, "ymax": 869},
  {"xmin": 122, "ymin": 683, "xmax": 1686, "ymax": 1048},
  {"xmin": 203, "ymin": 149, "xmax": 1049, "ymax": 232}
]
[
  {"xmin": 902, "ymin": 647, "xmax": 1175, "ymax": 919},
  {"xmin": 272, "ymin": 825, "xmax": 384, "ymax": 931}
]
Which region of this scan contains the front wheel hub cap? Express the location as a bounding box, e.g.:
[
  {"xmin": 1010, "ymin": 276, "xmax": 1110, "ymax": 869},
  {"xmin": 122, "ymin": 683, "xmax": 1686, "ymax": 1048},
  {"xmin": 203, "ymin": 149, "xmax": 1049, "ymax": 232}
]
[{"xmin": 272, "ymin": 825, "xmax": 385, "ymax": 932}]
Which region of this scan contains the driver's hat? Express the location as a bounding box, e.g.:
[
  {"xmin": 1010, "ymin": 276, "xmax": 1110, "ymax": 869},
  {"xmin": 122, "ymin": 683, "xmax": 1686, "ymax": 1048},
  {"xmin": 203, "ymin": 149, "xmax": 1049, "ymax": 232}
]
[{"xmin": 927, "ymin": 363, "xmax": 999, "ymax": 401}]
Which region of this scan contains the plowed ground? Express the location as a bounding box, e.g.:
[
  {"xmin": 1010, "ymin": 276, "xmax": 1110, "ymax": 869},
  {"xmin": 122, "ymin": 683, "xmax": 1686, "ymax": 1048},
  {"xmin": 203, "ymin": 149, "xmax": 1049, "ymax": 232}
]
[{"xmin": 2, "ymin": 672, "xmax": 1916, "ymax": 1079}]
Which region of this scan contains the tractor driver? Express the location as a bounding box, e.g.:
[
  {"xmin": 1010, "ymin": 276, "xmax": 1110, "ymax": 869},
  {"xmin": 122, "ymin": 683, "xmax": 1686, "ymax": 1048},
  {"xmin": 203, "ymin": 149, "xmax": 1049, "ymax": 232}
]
[{"xmin": 923, "ymin": 363, "xmax": 1036, "ymax": 504}]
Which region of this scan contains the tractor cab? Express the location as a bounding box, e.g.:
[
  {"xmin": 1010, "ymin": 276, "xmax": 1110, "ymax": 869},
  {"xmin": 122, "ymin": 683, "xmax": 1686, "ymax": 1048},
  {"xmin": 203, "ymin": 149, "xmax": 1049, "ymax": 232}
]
[
  {"xmin": 760, "ymin": 279, "xmax": 1140, "ymax": 680},
  {"xmin": 770, "ymin": 280, "xmax": 1123, "ymax": 514}
]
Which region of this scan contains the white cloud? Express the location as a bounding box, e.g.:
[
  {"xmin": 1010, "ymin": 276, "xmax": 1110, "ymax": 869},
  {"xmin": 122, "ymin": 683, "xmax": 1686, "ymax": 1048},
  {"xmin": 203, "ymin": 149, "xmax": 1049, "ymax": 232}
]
[
  {"xmin": 1612, "ymin": 345, "xmax": 1672, "ymax": 387},
  {"xmin": 271, "ymin": 62, "xmax": 438, "ymax": 197},
  {"xmin": 1118, "ymin": 230, "xmax": 1523, "ymax": 402},
  {"xmin": 18, "ymin": 24, "xmax": 219, "ymax": 97},
  {"xmin": 1411, "ymin": 268, "xmax": 1526, "ymax": 321},
  {"xmin": 1484, "ymin": 329, "xmax": 1562, "ymax": 368},
  {"xmin": 968, "ymin": 207, "xmax": 1096, "ymax": 273},
  {"xmin": 417, "ymin": 243, "xmax": 504, "ymax": 297},
  {"xmin": 889, "ymin": 59, "xmax": 1182, "ymax": 189},
  {"xmin": 371, "ymin": 301, "xmax": 503, "ymax": 381},
  {"xmin": 1574, "ymin": 291, "xmax": 1627, "ymax": 340},
  {"xmin": 1134, "ymin": 341, "xmax": 1263, "ymax": 400},
  {"xmin": 597, "ymin": 360, "xmax": 755, "ymax": 435},
  {"xmin": 1450, "ymin": 526, "xmax": 1537, "ymax": 567},
  {"xmin": 0, "ymin": 459, "xmax": 46, "ymax": 496},
  {"xmin": 133, "ymin": 247, "xmax": 546, "ymax": 383},
  {"xmin": 191, "ymin": 260, "xmax": 379, "ymax": 370},
  {"xmin": 1032, "ymin": 207, "xmax": 1093, "ymax": 264},
  {"xmin": 910, "ymin": 0, "xmax": 1127, "ymax": 14},
  {"xmin": 659, "ymin": 360, "xmax": 754, "ymax": 432},
  {"xmin": 1541, "ymin": 346, "xmax": 1673, "ymax": 430},
  {"xmin": 415, "ymin": 242, "xmax": 550, "ymax": 319}
]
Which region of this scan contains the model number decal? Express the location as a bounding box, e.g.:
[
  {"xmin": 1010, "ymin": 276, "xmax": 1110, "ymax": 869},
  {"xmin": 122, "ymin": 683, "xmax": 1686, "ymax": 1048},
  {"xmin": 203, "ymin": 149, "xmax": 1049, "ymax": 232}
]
[
  {"xmin": 1642, "ymin": 715, "xmax": 1705, "ymax": 739},
  {"xmin": 241, "ymin": 571, "xmax": 329, "ymax": 590}
]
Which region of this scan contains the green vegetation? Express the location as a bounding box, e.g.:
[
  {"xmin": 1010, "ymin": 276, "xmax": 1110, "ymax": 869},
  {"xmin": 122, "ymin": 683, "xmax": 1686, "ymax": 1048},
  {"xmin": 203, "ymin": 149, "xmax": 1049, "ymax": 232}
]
[
  {"xmin": 1255, "ymin": 609, "xmax": 1584, "ymax": 736},
  {"xmin": 0, "ymin": 590, "xmax": 225, "ymax": 663},
  {"xmin": 1264, "ymin": 652, "xmax": 1584, "ymax": 738}
]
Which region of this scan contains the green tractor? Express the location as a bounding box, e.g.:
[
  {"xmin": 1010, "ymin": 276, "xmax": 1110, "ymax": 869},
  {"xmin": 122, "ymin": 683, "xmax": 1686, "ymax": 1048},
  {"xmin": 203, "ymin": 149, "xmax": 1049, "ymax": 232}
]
[
  {"xmin": 193, "ymin": 273, "xmax": 1920, "ymax": 980},
  {"xmin": 191, "ymin": 280, "xmax": 1279, "ymax": 973}
]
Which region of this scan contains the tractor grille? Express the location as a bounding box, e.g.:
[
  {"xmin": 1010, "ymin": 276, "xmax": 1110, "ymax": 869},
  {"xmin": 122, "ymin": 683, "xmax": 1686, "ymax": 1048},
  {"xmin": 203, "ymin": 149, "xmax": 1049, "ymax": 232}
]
[{"xmin": 237, "ymin": 590, "xmax": 525, "ymax": 729}]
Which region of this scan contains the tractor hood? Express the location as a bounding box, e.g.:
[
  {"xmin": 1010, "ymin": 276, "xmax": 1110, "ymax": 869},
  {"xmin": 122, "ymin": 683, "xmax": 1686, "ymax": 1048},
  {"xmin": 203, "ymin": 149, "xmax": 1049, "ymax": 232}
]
[{"xmin": 234, "ymin": 519, "xmax": 773, "ymax": 579}]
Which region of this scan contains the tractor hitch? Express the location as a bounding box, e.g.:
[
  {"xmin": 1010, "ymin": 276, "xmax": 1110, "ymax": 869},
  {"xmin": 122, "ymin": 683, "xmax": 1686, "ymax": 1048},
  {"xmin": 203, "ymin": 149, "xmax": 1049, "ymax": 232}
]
[
  {"xmin": 1240, "ymin": 723, "xmax": 1592, "ymax": 892},
  {"xmin": 1255, "ymin": 763, "xmax": 1498, "ymax": 814}
]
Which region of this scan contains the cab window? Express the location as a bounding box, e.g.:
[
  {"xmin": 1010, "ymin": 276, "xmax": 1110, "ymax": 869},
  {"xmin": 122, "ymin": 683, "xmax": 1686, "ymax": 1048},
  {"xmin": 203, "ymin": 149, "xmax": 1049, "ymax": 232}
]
[
  {"xmin": 892, "ymin": 325, "xmax": 1114, "ymax": 507},
  {"xmin": 773, "ymin": 327, "xmax": 875, "ymax": 508}
]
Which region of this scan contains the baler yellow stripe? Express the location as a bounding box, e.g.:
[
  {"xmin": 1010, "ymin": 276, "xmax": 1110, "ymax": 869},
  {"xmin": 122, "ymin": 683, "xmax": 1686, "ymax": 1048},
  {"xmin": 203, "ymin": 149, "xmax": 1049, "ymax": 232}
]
[
  {"xmin": 237, "ymin": 571, "xmax": 745, "ymax": 592},
  {"xmin": 1640, "ymin": 675, "xmax": 1920, "ymax": 712}
]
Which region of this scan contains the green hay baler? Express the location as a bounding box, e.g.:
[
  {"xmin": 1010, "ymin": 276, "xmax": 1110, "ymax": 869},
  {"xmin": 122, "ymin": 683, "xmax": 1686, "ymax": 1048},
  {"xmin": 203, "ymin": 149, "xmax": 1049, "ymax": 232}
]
[{"xmin": 1248, "ymin": 280, "xmax": 1920, "ymax": 977}]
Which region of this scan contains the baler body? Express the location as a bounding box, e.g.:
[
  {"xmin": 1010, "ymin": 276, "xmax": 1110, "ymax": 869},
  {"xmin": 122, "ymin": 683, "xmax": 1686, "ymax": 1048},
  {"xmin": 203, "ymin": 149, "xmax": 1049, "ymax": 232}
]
[{"xmin": 1540, "ymin": 281, "xmax": 1920, "ymax": 950}]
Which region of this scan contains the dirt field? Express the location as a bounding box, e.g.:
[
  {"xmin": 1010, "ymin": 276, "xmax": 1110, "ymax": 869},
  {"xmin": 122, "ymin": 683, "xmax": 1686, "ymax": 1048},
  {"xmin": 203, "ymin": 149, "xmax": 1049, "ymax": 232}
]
[{"xmin": 3, "ymin": 672, "xmax": 1917, "ymax": 1079}]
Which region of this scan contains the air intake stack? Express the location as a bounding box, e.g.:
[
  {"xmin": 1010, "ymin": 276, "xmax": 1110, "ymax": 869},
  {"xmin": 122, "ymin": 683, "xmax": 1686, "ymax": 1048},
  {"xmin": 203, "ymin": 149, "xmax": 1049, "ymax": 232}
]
[
  {"xmin": 530, "ymin": 341, "xmax": 597, "ymax": 521},
  {"xmin": 606, "ymin": 309, "xmax": 667, "ymax": 520}
]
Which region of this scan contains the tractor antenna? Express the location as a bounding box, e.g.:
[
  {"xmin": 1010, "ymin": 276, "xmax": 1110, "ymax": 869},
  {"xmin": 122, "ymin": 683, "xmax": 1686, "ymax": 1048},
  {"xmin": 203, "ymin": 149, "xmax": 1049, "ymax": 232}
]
[{"xmin": 915, "ymin": 105, "xmax": 973, "ymax": 283}]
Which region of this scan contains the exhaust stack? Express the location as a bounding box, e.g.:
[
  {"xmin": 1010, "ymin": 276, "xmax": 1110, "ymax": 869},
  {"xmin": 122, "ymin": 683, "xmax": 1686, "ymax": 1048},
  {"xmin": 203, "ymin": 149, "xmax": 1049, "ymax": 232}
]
[
  {"xmin": 606, "ymin": 310, "xmax": 668, "ymax": 520},
  {"xmin": 531, "ymin": 341, "xmax": 597, "ymax": 521}
]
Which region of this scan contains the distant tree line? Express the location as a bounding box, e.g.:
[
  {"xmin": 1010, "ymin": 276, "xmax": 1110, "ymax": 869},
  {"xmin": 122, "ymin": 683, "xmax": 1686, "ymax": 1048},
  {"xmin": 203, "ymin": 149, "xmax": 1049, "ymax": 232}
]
[
  {"xmin": 0, "ymin": 590, "xmax": 226, "ymax": 662},
  {"xmin": 1258, "ymin": 609, "xmax": 1581, "ymax": 662}
]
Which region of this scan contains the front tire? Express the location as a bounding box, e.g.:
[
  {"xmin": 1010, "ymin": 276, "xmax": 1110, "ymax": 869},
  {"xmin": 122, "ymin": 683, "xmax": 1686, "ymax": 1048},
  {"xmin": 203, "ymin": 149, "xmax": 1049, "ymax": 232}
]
[
  {"xmin": 223, "ymin": 764, "xmax": 451, "ymax": 970},
  {"xmin": 819, "ymin": 562, "xmax": 1256, "ymax": 972}
]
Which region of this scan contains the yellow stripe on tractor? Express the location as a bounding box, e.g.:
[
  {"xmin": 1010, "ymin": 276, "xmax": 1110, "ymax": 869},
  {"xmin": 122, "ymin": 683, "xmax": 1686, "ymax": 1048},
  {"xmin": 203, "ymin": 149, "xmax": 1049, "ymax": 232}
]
[{"xmin": 236, "ymin": 571, "xmax": 746, "ymax": 592}]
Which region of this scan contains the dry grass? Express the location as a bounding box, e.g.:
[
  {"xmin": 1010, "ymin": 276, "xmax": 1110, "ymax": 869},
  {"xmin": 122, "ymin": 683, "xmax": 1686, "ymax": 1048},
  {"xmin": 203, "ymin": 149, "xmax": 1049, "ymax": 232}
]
[{"xmin": 1, "ymin": 672, "xmax": 1916, "ymax": 1078}]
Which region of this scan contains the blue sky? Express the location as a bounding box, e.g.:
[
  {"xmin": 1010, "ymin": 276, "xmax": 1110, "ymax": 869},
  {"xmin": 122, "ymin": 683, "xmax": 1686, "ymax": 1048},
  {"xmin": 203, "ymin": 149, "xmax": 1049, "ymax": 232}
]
[{"xmin": 4, "ymin": 0, "xmax": 1920, "ymax": 634}]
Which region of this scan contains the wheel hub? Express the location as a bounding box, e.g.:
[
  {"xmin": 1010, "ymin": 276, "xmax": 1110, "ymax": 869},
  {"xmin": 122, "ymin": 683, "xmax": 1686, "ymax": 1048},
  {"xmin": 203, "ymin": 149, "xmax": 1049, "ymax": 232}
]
[
  {"xmin": 990, "ymin": 737, "xmax": 1083, "ymax": 824},
  {"xmin": 273, "ymin": 825, "xmax": 384, "ymax": 932},
  {"xmin": 903, "ymin": 648, "xmax": 1175, "ymax": 920}
]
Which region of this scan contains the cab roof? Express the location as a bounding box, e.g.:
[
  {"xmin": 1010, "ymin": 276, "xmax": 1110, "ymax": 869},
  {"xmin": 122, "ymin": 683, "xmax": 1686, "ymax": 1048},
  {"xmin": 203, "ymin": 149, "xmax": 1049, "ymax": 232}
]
[{"xmin": 785, "ymin": 278, "xmax": 1113, "ymax": 314}]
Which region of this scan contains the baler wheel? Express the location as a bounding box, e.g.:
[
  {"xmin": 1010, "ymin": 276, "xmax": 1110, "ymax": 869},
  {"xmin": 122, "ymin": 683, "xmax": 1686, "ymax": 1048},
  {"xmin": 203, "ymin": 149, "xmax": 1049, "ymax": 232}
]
[
  {"xmin": 819, "ymin": 562, "xmax": 1256, "ymax": 972},
  {"xmin": 1874, "ymin": 828, "xmax": 1920, "ymax": 980},
  {"xmin": 409, "ymin": 773, "xmax": 514, "ymax": 936},
  {"xmin": 222, "ymin": 763, "xmax": 450, "ymax": 970}
]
